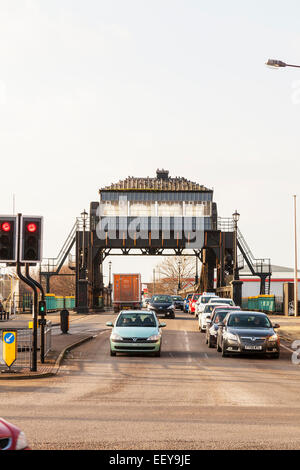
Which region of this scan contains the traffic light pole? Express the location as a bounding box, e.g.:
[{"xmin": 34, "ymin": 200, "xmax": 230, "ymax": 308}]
[
  {"xmin": 25, "ymin": 264, "xmax": 46, "ymax": 364},
  {"xmin": 16, "ymin": 213, "xmax": 38, "ymax": 372}
]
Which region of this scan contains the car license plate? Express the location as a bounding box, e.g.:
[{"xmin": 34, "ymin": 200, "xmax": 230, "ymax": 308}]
[{"xmin": 244, "ymin": 345, "xmax": 262, "ymax": 350}]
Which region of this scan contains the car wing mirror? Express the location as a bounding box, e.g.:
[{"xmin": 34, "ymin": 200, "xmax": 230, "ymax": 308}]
[
  {"xmin": 159, "ymin": 322, "xmax": 166, "ymax": 327},
  {"xmin": 106, "ymin": 321, "xmax": 114, "ymax": 327},
  {"xmin": 218, "ymin": 322, "xmax": 225, "ymax": 327},
  {"xmin": 273, "ymin": 323, "xmax": 280, "ymax": 329}
]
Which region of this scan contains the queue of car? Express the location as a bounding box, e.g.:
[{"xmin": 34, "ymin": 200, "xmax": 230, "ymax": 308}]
[
  {"xmin": 204, "ymin": 308, "xmax": 280, "ymax": 359},
  {"xmin": 108, "ymin": 292, "xmax": 281, "ymax": 360}
]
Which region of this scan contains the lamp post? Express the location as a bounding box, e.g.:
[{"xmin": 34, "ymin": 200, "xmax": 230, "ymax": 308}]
[
  {"xmin": 108, "ymin": 261, "xmax": 112, "ymax": 308},
  {"xmin": 265, "ymin": 60, "xmax": 299, "ymax": 315},
  {"xmin": 294, "ymin": 196, "xmax": 298, "ymax": 317},
  {"xmin": 177, "ymin": 259, "xmax": 182, "ymax": 293},
  {"xmin": 195, "ymin": 256, "xmax": 199, "ymax": 285},
  {"xmin": 81, "ymin": 209, "xmax": 88, "ymax": 271},
  {"xmin": 232, "ymin": 210, "xmax": 240, "ymax": 281}
]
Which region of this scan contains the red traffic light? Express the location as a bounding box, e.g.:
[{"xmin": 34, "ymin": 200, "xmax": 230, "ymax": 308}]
[
  {"xmin": 2, "ymin": 222, "xmax": 11, "ymax": 232},
  {"xmin": 27, "ymin": 223, "xmax": 37, "ymax": 233}
]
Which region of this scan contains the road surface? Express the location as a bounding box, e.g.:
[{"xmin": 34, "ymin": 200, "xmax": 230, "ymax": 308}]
[{"xmin": 0, "ymin": 311, "xmax": 300, "ymax": 450}]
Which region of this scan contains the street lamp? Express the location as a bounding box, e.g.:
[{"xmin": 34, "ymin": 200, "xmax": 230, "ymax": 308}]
[
  {"xmin": 265, "ymin": 61, "xmax": 299, "ymax": 315},
  {"xmin": 195, "ymin": 256, "xmax": 199, "ymax": 285},
  {"xmin": 232, "ymin": 210, "xmax": 240, "ymax": 281},
  {"xmin": 108, "ymin": 261, "xmax": 112, "ymax": 307},
  {"xmin": 81, "ymin": 209, "xmax": 88, "ymax": 270},
  {"xmin": 266, "ymin": 59, "xmax": 300, "ymax": 69},
  {"xmin": 294, "ymin": 196, "xmax": 298, "ymax": 317},
  {"xmin": 177, "ymin": 259, "xmax": 182, "ymax": 292}
]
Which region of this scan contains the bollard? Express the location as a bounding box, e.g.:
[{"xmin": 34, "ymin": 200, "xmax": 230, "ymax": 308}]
[{"xmin": 60, "ymin": 309, "xmax": 69, "ymax": 334}]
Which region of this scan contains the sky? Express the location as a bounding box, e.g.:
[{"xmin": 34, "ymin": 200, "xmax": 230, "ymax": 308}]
[{"xmin": 1, "ymin": 0, "xmax": 300, "ymax": 283}]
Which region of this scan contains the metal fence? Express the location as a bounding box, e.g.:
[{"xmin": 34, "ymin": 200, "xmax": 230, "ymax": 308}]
[{"xmin": 0, "ymin": 321, "xmax": 52, "ymax": 371}]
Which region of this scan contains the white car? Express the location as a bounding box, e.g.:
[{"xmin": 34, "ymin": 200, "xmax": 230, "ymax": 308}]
[
  {"xmin": 207, "ymin": 297, "xmax": 235, "ymax": 307},
  {"xmin": 195, "ymin": 293, "xmax": 219, "ymax": 317},
  {"xmin": 198, "ymin": 304, "xmax": 219, "ymax": 331}
]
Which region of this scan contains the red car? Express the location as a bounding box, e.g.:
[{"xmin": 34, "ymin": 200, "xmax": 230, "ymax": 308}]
[
  {"xmin": 188, "ymin": 293, "xmax": 201, "ymax": 314},
  {"xmin": 0, "ymin": 418, "xmax": 30, "ymax": 450}
]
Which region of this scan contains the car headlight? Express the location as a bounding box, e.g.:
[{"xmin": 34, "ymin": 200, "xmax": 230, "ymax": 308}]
[
  {"xmin": 147, "ymin": 334, "xmax": 161, "ymax": 341},
  {"xmin": 226, "ymin": 332, "xmax": 238, "ymax": 341},
  {"xmin": 111, "ymin": 333, "xmax": 123, "ymax": 341},
  {"xmin": 267, "ymin": 334, "xmax": 278, "ymax": 342},
  {"xmin": 15, "ymin": 431, "xmax": 29, "ymax": 450}
]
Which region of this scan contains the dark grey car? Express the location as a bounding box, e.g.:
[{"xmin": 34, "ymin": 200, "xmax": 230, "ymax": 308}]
[
  {"xmin": 171, "ymin": 296, "xmax": 184, "ymax": 310},
  {"xmin": 205, "ymin": 309, "xmax": 237, "ymax": 348},
  {"xmin": 148, "ymin": 295, "xmax": 175, "ymax": 319},
  {"xmin": 216, "ymin": 311, "xmax": 280, "ymax": 358}
]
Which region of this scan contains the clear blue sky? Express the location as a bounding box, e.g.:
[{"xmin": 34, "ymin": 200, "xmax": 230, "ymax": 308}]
[{"xmin": 1, "ymin": 0, "xmax": 300, "ymax": 281}]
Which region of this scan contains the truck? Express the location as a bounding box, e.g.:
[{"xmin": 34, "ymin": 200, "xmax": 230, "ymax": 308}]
[{"xmin": 112, "ymin": 273, "xmax": 142, "ymax": 313}]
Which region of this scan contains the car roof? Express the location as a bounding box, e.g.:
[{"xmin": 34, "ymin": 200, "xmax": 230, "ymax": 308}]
[
  {"xmin": 225, "ymin": 310, "xmax": 268, "ymax": 317},
  {"xmin": 211, "ymin": 304, "xmax": 234, "ymax": 308},
  {"xmin": 119, "ymin": 310, "xmax": 155, "ymax": 314}
]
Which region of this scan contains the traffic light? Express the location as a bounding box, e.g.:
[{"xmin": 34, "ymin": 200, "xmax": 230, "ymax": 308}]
[
  {"xmin": 0, "ymin": 216, "xmax": 17, "ymax": 262},
  {"xmin": 38, "ymin": 300, "xmax": 46, "ymax": 315},
  {"xmin": 20, "ymin": 216, "xmax": 43, "ymax": 263}
]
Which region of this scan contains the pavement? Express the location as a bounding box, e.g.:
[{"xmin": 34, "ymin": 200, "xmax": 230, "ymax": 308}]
[
  {"xmin": 0, "ymin": 310, "xmax": 299, "ymax": 380},
  {"xmin": 0, "ymin": 310, "xmax": 104, "ymax": 380}
]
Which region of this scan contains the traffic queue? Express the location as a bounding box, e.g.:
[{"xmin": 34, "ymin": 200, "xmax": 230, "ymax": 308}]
[{"xmin": 107, "ymin": 290, "xmax": 281, "ymax": 360}]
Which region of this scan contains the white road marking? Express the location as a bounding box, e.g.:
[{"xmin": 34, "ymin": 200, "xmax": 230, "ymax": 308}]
[{"xmin": 184, "ymin": 331, "xmax": 192, "ymax": 362}]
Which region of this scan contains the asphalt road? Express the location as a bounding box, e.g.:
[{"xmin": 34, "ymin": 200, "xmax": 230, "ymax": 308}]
[{"xmin": 1, "ymin": 310, "xmax": 300, "ymax": 450}]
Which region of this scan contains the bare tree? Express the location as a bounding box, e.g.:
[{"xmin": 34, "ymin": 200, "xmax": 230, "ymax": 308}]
[{"xmin": 153, "ymin": 255, "xmax": 197, "ymax": 295}]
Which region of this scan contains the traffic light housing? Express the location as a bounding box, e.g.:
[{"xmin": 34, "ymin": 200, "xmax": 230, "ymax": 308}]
[
  {"xmin": 20, "ymin": 216, "xmax": 43, "ymax": 263},
  {"xmin": 0, "ymin": 216, "xmax": 17, "ymax": 262},
  {"xmin": 38, "ymin": 300, "xmax": 46, "ymax": 315}
]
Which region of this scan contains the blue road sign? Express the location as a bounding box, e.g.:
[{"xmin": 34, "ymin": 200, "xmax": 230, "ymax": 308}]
[{"xmin": 4, "ymin": 332, "xmax": 15, "ymax": 344}]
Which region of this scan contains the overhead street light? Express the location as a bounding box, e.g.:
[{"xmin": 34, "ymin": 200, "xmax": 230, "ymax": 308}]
[
  {"xmin": 266, "ymin": 59, "xmax": 300, "ymax": 69},
  {"xmin": 266, "ymin": 60, "xmax": 299, "ymax": 315},
  {"xmin": 232, "ymin": 210, "xmax": 240, "ymax": 281}
]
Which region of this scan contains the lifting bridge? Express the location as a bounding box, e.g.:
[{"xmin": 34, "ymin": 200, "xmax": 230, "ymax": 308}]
[{"xmin": 40, "ymin": 170, "xmax": 271, "ymax": 312}]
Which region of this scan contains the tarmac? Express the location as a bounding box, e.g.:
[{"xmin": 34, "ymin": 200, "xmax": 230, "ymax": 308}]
[
  {"xmin": 0, "ymin": 310, "xmax": 299, "ymax": 380},
  {"xmin": 0, "ymin": 310, "xmax": 103, "ymax": 380}
]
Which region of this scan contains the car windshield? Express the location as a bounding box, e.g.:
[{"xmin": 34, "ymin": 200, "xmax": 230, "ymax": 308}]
[
  {"xmin": 213, "ymin": 311, "xmax": 229, "ymax": 323},
  {"xmin": 201, "ymin": 296, "xmax": 216, "ymax": 303},
  {"xmin": 203, "ymin": 305, "xmax": 216, "ymax": 313},
  {"xmin": 172, "ymin": 296, "xmax": 183, "ymax": 301},
  {"xmin": 210, "ymin": 299, "xmax": 233, "ymax": 305},
  {"xmin": 116, "ymin": 313, "xmax": 157, "ymax": 327},
  {"xmin": 227, "ymin": 314, "xmax": 272, "ymax": 328},
  {"xmin": 152, "ymin": 295, "xmax": 173, "ymax": 303}
]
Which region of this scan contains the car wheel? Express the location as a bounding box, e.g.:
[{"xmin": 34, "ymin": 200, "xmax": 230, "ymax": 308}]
[
  {"xmin": 221, "ymin": 341, "xmax": 228, "ymax": 357},
  {"xmin": 217, "ymin": 340, "xmax": 222, "ymax": 352},
  {"xmin": 208, "ymin": 335, "xmax": 213, "ymax": 348},
  {"xmin": 110, "ymin": 349, "xmax": 116, "ymax": 356},
  {"xmin": 154, "ymin": 348, "xmax": 161, "ymax": 357}
]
